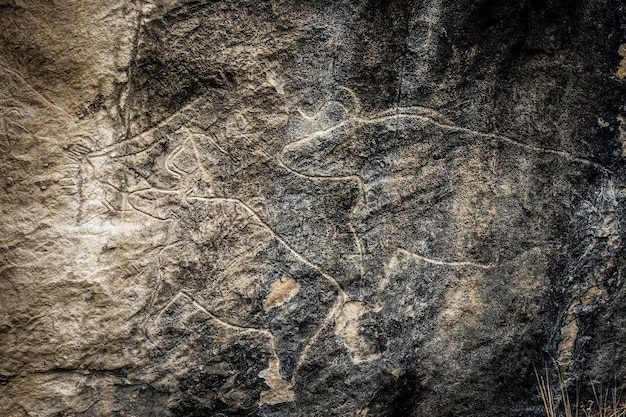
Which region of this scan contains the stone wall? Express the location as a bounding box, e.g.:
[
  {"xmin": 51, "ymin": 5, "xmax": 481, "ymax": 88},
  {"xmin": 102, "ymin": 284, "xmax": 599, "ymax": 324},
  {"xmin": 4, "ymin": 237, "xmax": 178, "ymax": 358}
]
[{"xmin": 1, "ymin": 1, "xmax": 625, "ymax": 416}]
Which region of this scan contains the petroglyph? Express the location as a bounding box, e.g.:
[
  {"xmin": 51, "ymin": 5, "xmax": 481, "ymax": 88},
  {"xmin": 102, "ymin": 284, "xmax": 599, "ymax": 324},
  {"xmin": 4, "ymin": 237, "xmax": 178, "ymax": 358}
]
[
  {"xmin": 282, "ymin": 107, "xmax": 610, "ymax": 180},
  {"xmin": 0, "ymin": 106, "xmax": 29, "ymax": 145},
  {"xmin": 102, "ymin": 91, "xmax": 536, "ymax": 371},
  {"xmin": 68, "ymin": 91, "xmax": 368, "ymax": 389},
  {"xmin": 66, "ymin": 143, "xmax": 93, "ymax": 162},
  {"xmin": 86, "ymin": 94, "xmax": 362, "ymax": 289},
  {"xmin": 1, "ymin": 1, "xmax": 623, "ymax": 415},
  {"xmin": 281, "ymin": 97, "xmax": 611, "ymax": 289},
  {"xmin": 395, "ymin": 248, "xmax": 493, "ymax": 270},
  {"xmin": 278, "ymin": 93, "xmax": 620, "ymax": 366},
  {"xmin": 85, "ymin": 118, "xmax": 349, "ymax": 399},
  {"xmin": 131, "ymin": 191, "xmax": 343, "ymax": 387}
]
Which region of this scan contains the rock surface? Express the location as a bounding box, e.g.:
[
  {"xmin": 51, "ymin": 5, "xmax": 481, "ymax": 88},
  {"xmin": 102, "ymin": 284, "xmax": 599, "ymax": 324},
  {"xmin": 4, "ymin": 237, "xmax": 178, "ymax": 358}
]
[{"xmin": 1, "ymin": 1, "xmax": 625, "ymax": 416}]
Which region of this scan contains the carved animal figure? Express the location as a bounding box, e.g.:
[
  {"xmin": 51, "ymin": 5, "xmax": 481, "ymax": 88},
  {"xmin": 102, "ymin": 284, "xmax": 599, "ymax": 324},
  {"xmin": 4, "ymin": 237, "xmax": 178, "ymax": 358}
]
[
  {"xmin": 81, "ymin": 110, "xmax": 349, "ymax": 398},
  {"xmin": 280, "ymin": 104, "xmax": 605, "ymax": 298}
]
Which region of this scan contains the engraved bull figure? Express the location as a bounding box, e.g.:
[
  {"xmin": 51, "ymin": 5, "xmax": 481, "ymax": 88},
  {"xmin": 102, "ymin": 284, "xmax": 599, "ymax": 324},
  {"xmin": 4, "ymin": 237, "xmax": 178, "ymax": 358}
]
[{"xmin": 280, "ymin": 99, "xmax": 606, "ymax": 301}]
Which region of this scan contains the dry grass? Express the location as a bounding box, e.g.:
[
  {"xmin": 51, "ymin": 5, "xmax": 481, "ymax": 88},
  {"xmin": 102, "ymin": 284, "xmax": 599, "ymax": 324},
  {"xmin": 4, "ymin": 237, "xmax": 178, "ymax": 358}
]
[{"xmin": 535, "ymin": 367, "xmax": 626, "ymax": 417}]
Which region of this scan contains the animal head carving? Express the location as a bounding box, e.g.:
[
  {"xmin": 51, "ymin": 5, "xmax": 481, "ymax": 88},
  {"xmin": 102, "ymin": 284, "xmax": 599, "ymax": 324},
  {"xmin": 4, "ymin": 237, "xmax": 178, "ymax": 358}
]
[{"xmin": 281, "ymin": 104, "xmax": 457, "ymax": 180}]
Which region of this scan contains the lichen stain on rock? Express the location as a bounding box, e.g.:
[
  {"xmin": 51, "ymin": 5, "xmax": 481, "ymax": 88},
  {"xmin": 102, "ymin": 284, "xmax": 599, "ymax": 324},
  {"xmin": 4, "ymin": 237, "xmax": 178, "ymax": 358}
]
[
  {"xmin": 559, "ymin": 286, "xmax": 609, "ymax": 374},
  {"xmin": 558, "ymin": 319, "xmax": 579, "ymax": 373},
  {"xmin": 334, "ymin": 301, "xmax": 381, "ymax": 364},
  {"xmin": 617, "ymin": 44, "xmax": 626, "ymax": 80},
  {"xmin": 258, "ymin": 357, "xmax": 295, "ymax": 405},
  {"xmin": 263, "ymin": 276, "xmax": 301, "ymax": 311},
  {"xmin": 617, "ymin": 115, "xmax": 626, "ymax": 157}
]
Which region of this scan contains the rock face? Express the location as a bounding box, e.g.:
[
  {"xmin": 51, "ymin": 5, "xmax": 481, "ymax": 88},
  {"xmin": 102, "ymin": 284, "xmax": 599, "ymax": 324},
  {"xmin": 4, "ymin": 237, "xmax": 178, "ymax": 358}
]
[{"xmin": 1, "ymin": 1, "xmax": 625, "ymax": 416}]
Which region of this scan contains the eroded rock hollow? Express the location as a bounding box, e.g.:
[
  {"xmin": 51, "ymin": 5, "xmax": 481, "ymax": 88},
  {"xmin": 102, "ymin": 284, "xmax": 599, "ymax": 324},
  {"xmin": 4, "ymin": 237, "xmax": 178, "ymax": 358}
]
[{"xmin": 1, "ymin": 1, "xmax": 625, "ymax": 416}]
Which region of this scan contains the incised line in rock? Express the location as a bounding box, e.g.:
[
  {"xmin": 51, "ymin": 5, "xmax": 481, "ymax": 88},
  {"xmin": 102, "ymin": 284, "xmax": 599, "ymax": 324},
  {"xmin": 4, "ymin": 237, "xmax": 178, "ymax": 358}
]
[
  {"xmin": 127, "ymin": 185, "xmax": 348, "ymax": 389},
  {"xmin": 150, "ymin": 290, "xmax": 292, "ymax": 402},
  {"xmin": 395, "ymin": 247, "xmax": 494, "ymax": 270},
  {"xmin": 181, "ymin": 196, "xmax": 350, "ymax": 383},
  {"xmin": 1, "ymin": 106, "xmax": 29, "ymax": 146},
  {"xmin": 89, "ymin": 96, "xmax": 207, "ymax": 158},
  {"xmin": 281, "ymin": 108, "xmax": 612, "ymax": 175},
  {"xmin": 119, "ymin": 0, "xmax": 145, "ymax": 141},
  {"xmin": 0, "ymin": 63, "xmax": 70, "ymax": 117}
]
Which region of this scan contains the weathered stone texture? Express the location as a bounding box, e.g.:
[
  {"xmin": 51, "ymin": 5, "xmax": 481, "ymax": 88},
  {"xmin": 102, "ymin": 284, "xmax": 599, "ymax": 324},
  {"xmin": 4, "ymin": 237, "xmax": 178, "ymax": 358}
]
[{"xmin": 1, "ymin": 1, "xmax": 625, "ymax": 416}]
